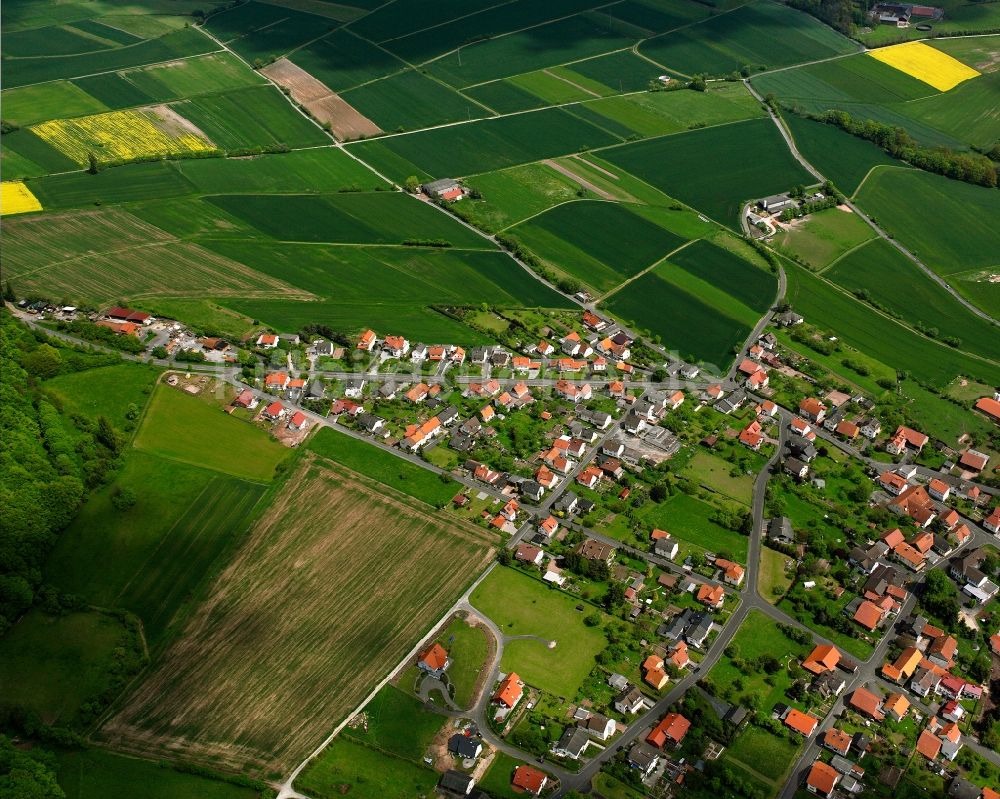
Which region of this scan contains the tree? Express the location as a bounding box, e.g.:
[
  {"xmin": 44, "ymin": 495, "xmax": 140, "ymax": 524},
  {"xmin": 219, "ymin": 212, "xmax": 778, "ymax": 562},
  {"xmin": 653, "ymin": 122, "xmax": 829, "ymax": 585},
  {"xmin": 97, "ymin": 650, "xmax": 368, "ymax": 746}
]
[
  {"xmin": 86, "ymin": 152, "xmax": 100, "ymax": 175},
  {"xmin": 497, "ymin": 548, "xmax": 511, "ymax": 566},
  {"xmin": 404, "ymin": 175, "xmax": 420, "ymax": 193},
  {"xmin": 95, "ymin": 416, "xmax": 125, "ymax": 456},
  {"xmin": 0, "ymin": 736, "xmax": 65, "ymax": 799},
  {"xmin": 23, "ymin": 344, "xmax": 62, "ymax": 379},
  {"xmin": 584, "ymin": 612, "xmax": 601, "ymax": 627},
  {"xmin": 604, "ymin": 583, "xmax": 626, "ymax": 608},
  {"xmin": 921, "ymin": 569, "xmax": 959, "ymax": 628},
  {"xmin": 111, "ymin": 485, "xmax": 137, "ymax": 511}
]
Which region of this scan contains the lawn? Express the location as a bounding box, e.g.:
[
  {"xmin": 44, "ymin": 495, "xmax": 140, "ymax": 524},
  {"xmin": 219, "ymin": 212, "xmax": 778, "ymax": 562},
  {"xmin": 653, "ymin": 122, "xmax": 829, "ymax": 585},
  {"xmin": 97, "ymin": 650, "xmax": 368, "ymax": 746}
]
[
  {"xmin": 45, "ymin": 451, "xmax": 266, "ymax": 647},
  {"xmin": 133, "ymin": 384, "xmax": 290, "ymax": 482},
  {"xmin": 342, "ymin": 685, "xmax": 444, "ymax": 761},
  {"xmin": 724, "ymin": 724, "xmax": 801, "ymax": 787},
  {"xmin": 296, "ymin": 738, "xmax": 438, "ymax": 799},
  {"xmin": 102, "ymin": 458, "xmax": 496, "ymax": 774},
  {"xmin": 682, "ymin": 451, "xmax": 754, "ymax": 505},
  {"xmin": 460, "ymin": 162, "xmax": 584, "ymax": 232},
  {"xmin": 477, "ymin": 752, "xmax": 534, "ymax": 799},
  {"xmin": 774, "ymin": 204, "xmax": 876, "ymax": 271},
  {"xmin": 55, "ymin": 747, "xmax": 262, "ymax": 799},
  {"xmin": 309, "ymin": 426, "xmax": 458, "ymax": 507},
  {"xmin": 599, "ymin": 117, "xmax": 814, "ymax": 227},
  {"xmin": 437, "ymin": 615, "xmax": 490, "ymax": 709},
  {"xmin": 759, "ymin": 546, "xmax": 793, "ymax": 602},
  {"xmin": 0, "ymin": 610, "xmax": 129, "ymax": 726},
  {"xmin": 0, "ymin": 80, "xmax": 108, "ymax": 127},
  {"xmin": 703, "ymin": 610, "xmax": 811, "ymax": 712},
  {"xmin": 469, "ymin": 566, "xmax": 609, "ymax": 698},
  {"xmin": 826, "ymin": 237, "xmax": 1000, "ymax": 362},
  {"xmin": 640, "ymin": 493, "xmax": 749, "ymax": 561}
]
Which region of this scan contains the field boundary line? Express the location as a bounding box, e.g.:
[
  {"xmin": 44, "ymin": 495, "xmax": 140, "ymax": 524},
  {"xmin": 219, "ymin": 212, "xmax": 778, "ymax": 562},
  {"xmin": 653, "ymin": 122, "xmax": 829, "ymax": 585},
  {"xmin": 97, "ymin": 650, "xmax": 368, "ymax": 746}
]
[
  {"xmin": 461, "ymin": 45, "xmax": 636, "ymax": 90},
  {"xmin": 849, "ymin": 163, "xmax": 916, "ymax": 199},
  {"xmin": 542, "ymin": 68, "xmax": 601, "ymax": 97},
  {"xmin": 364, "ymin": 0, "xmax": 518, "ymax": 46},
  {"xmin": 816, "ymin": 235, "xmax": 877, "ymax": 274},
  {"xmin": 599, "ymin": 237, "xmax": 701, "ymax": 301}
]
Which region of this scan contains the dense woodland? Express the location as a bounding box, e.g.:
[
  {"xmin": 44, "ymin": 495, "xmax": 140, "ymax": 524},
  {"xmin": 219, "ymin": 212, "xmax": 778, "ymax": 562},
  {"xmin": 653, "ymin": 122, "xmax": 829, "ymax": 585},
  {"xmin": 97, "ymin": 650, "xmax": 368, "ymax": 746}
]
[{"xmin": 0, "ymin": 312, "xmax": 125, "ymax": 634}]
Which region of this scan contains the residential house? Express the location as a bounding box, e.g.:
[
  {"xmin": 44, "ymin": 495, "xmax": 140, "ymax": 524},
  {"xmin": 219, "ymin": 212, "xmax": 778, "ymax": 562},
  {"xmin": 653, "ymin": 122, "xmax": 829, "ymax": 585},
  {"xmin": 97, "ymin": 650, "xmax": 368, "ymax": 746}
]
[
  {"xmin": 356, "ymin": 329, "xmax": 377, "ymax": 351},
  {"xmin": 515, "ymin": 544, "xmax": 544, "ymax": 566},
  {"xmin": 417, "ymin": 643, "xmax": 450, "ymax": 678},
  {"xmin": 887, "ymin": 425, "xmax": 928, "ymax": 456},
  {"xmin": 888, "ymin": 485, "xmax": 937, "ymax": 528},
  {"xmin": 799, "ymin": 397, "xmax": 827, "ymax": 423},
  {"xmin": 233, "ymin": 389, "xmax": 258, "ymax": 409},
  {"xmin": 256, "ymin": 333, "xmax": 278, "ymax": 348},
  {"xmin": 262, "ymin": 401, "xmax": 285, "ymax": 420},
  {"xmin": 697, "ymin": 583, "xmax": 724, "ymax": 610},
  {"xmin": 494, "ymin": 673, "xmax": 523, "ymax": 709},
  {"xmin": 615, "ymin": 686, "xmax": 647, "ymax": 715},
  {"xmin": 579, "ymin": 713, "xmax": 616, "ymax": 741},
  {"xmin": 439, "ymin": 770, "xmax": 474, "ymax": 796},
  {"xmin": 803, "ymin": 644, "xmax": 841, "ymax": 675},
  {"xmin": 287, "ymin": 411, "xmax": 308, "ymax": 431},
  {"xmin": 448, "ymin": 735, "xmax": 482, "ymax": 760},
  {"xmin": 806, "ymin": 761, "xmax": 840, "ymax": 798},
  {"xmin": 577, "ymin": 539, "xmax": 615, "ymax": 565},
  {"xmin": 785, "ymin": 708, "xmax": 819, "ymax": 737},
  {"xmin": 927, "ymin": 478, "xmax": 951, "ymax": 501},
  {"xmin": 627, "ymin": 744, "xmax": 659, "ymax": 777},
  {"xmin": 847, "ymin": 687, "xmax": 884, "ymax": 721},
  {"xmin": 512, "ymin": 765, "xmax": 547, "ymax": 796},
  {"xmin": 646, "ymin": 712, "xmax": 690, "ymax": 749},
  {"xmin": 552, "ymin": 727, "xmax": 590, "ymax": 760}
]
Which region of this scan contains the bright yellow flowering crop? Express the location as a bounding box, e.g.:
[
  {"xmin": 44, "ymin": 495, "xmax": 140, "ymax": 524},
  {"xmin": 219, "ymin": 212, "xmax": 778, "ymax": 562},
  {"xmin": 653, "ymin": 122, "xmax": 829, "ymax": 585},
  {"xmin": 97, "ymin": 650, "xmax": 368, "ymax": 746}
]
[
  {"xmin": 31, "ymin": 108, "xmax": 214, "ymax": 166},
  {"xmin": 868, "ymin": 41, "xmax": 979, "ymax": 92},
  {"xmin": 1, "ymin": 181, "xmax": 43, "ymax": 216}
]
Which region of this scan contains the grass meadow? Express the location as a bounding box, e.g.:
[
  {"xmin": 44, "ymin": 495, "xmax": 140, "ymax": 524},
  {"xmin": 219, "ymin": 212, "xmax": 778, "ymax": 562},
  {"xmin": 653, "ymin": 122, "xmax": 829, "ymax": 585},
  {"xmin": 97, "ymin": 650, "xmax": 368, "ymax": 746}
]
[
  {"xmin": 55, "ymin": 747, "xmax": 262, "ymax": 799},
  {"xmin": 641, "ymin": 493, "xmax": 749, "ymax": 560},
  {"xmin": 774, "ymin": 205, "xmax": 876, "ymax": 271},
  {"xmin": 0, "ymin": 610, "xmax": 128, "ymax": 726},
  {"xmin": 101, "ymin": 458, "xmax": 496, "ymax": 773},
  {"xmin": 308, "ymin": 426, "xmax": 457, "ymax": 507},
  {"xmin": 133, "ymin": 385, "xmax": 290, "ymax": 481},
  {"xmin": 470, "ymin": 566, "xmax": 609, "ymax": 697},
  {"xmin": 44, "ymin": 362, "xmax": 159, "ymax": 426},
  {"xmin": 342, "ymin": 685, "xmax": 444, "ymax": 761},
  {"xmin": 297, "ymin": 738, "xmax": 437, "ymax": 799},
  {"xmin": 45, "ymin": 451, "xmax": 266, "ymax": 647}
]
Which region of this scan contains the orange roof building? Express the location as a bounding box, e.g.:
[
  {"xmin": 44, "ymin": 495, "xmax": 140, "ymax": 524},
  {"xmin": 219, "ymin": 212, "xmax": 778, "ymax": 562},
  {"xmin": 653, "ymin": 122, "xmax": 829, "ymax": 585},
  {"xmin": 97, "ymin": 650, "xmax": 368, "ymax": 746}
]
[
  {"xmin": 418, "ymin": 642, "xmax": 449, "ymax": 674},
  {"xmin": 853, "ymin": 600, "xmax": 883, "ymax": 631},
  {"xmin": 916, "ymin": 729, "xmax": 942, "ymax": 760},
  {"xmin": 848, "ymin": 687, "xmax": 884, "ymax": 720},
  {"xmin": 784, "ymin": 708, "xmax": 819, "ymax": 737},
  {"xmin": 646, "ymin": 712, "xmax": 690, "ymax": 748},
  {"xmin": 881, "ymin": 646, "xmax": 921, "ymax": 683},
  {"xmin": 803, "ymin": 644, "xmax": 840, "ymax": 675},
  {"xmin": 974, "ymin": 396, "xmax": 1000, "ymax": 422},
  {"xmin": 697, "ymin": 583, "xmax": 724, "ymax": 608},
  {"xmin": 806, "ymin": 760, "xmax": 840, "ymax": 797},
  {"xmin": 882, "ymin": 692, "xmax": 910, "ymax": 720},
  {"xmin": 495, "ymin": 673, "xmax": 523, "ymax": 708},
  {"xmin": 511, "ymin": 765, "xmax": 547, "ymax": 795}
]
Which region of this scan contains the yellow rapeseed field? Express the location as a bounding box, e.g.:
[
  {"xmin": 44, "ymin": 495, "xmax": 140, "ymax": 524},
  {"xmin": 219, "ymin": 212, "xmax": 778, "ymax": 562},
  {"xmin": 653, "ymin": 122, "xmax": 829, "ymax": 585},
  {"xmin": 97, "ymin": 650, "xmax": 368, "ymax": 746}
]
[
  {"xmin": 31, "ymin": 109, "xmax": 214, "ymax": 166},
  {"xmin": 868, "ymin": 41, "xmax": 979, "ymax": 92},
  {"xmin": 1, "ymin": 181, "xmax": 43, "ymax": 216}
]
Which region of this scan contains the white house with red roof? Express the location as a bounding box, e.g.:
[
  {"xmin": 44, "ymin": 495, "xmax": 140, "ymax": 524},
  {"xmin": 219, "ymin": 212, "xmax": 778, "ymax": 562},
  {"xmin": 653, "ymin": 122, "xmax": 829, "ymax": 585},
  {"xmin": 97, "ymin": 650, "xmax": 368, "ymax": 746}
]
[
  {"xmin": 287, "ymin": 410, "xmax": 308, "ymax": 431},
  {"xmin": 256, "ymin": 333, "xmax": 278, "ymax": 349}
]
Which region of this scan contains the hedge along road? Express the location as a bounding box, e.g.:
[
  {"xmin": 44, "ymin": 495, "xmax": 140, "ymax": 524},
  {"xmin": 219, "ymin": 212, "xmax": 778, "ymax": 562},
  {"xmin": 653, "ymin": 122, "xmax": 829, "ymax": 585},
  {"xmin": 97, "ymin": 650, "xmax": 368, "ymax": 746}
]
[{"xmin": 743, "ymin": 77, "xmax": 1000, "ymax": 328}]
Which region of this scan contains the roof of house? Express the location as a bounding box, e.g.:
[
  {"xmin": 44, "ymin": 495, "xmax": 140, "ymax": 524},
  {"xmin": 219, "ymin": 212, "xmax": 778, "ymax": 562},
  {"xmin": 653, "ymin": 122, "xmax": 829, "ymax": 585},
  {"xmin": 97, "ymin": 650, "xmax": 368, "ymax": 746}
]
[
  {"xmin": 803, "ymin": 644, "xmax": 841, "ymax": 674},
  {"xmin": 974, "ymin": 396, "xmax": 1000, "ymax": 421},
  {"xmin": 917, "ymin": 729, "xmax": 942, "ymax": 760},
  {"xmin": 853, "ymin": 600, "xmax": 883, "ymax": 630},
  {"xmin": 823, "ymin": 728, "xmax": 852, "ymax": 754},
  {"xmin": 807, "ymin": 760, "xmax": 840, "ymax": 795},
  {"xmin": 785, "ymin": 708, "xmax": 819, "ymax": 736},
  {"xmin": 883, "ymin": 692, "xmax": 909, "ymax": 718},
  {"xmin": 697, "ymin": 583, "xmax": 724, "ymax": 606},
  {"xmin": 800, "ymin": 397, "xmax": 826, "ymax": 417},
  {"xmin": 848, "ymin": 687, "xmax": 883, "ymax": 718},
  {"xmin": 495, "ymin": 673, "xmax": 522, "ymax": 707},
  {"xmin": 512, "ymin": 765, "xmax": 547, "ymax": 794},
  {"xmin": 647, "ymin": 712, "xmax": 690, "ymax": 747},
  {"xmin": 419, "ymin": 642, "xmax": 448, "ymax": 672}
]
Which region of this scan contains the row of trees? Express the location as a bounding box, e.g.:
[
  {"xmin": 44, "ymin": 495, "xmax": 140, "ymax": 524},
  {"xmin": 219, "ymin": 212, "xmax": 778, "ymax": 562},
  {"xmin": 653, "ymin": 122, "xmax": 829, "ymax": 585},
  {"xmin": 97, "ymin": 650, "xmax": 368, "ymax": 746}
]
[{"xmin": 809, "ymin": 109, "xmax": 998, "ymax": 188}]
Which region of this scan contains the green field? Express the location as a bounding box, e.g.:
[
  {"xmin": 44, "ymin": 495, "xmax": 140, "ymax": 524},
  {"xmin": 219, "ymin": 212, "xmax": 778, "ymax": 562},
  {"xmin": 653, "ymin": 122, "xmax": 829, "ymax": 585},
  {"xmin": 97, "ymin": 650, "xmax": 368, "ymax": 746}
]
[
  {"xmin": 783, "ymin": 114, "xmax": 903, "ymax": 196},
  {"xmin": 343, "ymin": 685, "xmax": 444, "ymax": 761},
  {"xmin": 683, "ymin": 450, "xmax": 754, "ymax": 505},
  {"xmin": 204, "ymin": 1, "xmax": 333, "ymax": 62},
  {"xmin": 309, "ymin": 426, "xmax": 458, "ymax": 507},
  {"xmin": 3, "ymin": 27, "xmax": 217, "ymax": 88},
  {"xmin": 297, "ymin": 738, "xmax": 438, "ymax": 799},
  {"xmin": 289, "ymin": 28, "xmax": 405, "ymax": 91},
  {"xmin": 853, "ymin": 168, "xmax": 1000, "ymax": 317},
  {"xmin": 600, "ymin": 118, "xmax": 814, "ymax": 227},
  {"xmin": 784, "ymin": 259, "xmax": 1000, "ymax": 387},
  {"xmin": 759, "ymin": 546, "xmax": 794, "ymax": 600},
  {"xmin": 460, "ymin": 162, "xmax": 587, "ymax": 231},
  {"xmin": 469, "ymin": 566, "xmax": 609, "ymax": 697},
  {"xmin": 1, "ymin": 80, "xmax": 108, "ymax": 126},
  {"xmin": 341, "ymin": 68, "xmax": 490, "ymax": 132},
  {"xmin": 570, "ymin": 49, "xmax": 667, "ymax": 92},
  {"xmin": 206, "ymin": 192, "xmax": 492, "ymax": 247},
  {"xmin": 510, "ymin": 200, "xmax": 688, "ymax": 292},
  {"xmin": 45, "ymin": 362, "xmax": 160, "ymax": 426},
  {"xmin": 55, "ymin": 747, "xmax": 262, "ymax": 799},
  {"xmin": 45, "ymin": 451, "xmax": 265, "ymax": 646},
  {"xmin": 0, "ymin": 610, "xmax": 129, "ymax": 725},
  {"xmin": 641, "ymin": 493, "xmax": 749, "ymax": 560},
  {"xmin": 133, "ymin": 385, "xmax": 290, "ymax": 481},
  {"xmin": 826, "ymin": 238, "xmax": 1000, "ymax": 362},
  {"xmin": 174, "ymin": 85, "xmax": 329, "ymax": 151},
  {"xmin": 2, "ymin": 127, "xmax": 80, "ymax": 177},
  {"xmin": 603, "ymin": 238, "xmax": 775, "ymax": 365},
  {"xmin": 347, "ymin": 105, "xmax": 621, "ymax": 182},
  {"xmin": 725, "ymin": 724, "xmax": 801, "ymax": 787},
  {"xmin": 640, "ymin": 0, "xmax": 855, "ymax": 76},
  {"xmin": 774, "ymin": 205, "xmax": 876, "ymax": 270},
  {"xmin": 27, "ymin": 160, "xmax": 196, "ymax": 208}
]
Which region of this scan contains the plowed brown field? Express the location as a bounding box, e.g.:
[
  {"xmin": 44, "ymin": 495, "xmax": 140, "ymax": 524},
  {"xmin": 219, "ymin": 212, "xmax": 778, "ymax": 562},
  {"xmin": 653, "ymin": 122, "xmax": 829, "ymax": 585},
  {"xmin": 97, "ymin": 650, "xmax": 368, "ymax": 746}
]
[{"xmin": 99, "ymin": 456, "xmax": 496, "ymax": 774}]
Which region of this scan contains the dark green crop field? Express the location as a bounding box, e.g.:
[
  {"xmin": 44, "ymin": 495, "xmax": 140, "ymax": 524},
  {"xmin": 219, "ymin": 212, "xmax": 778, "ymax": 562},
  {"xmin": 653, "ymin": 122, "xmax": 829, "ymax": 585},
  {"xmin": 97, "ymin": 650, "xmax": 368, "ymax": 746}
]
[
  {"xmin": 510, "ymin": 199, "xmax": 689, "ymax": 292},
  {"xmin": 205, "ymin": 192, "xmax": 493, "ymax": 247},
  {"xmin": 600, "ymin": 118, "xmax": 814, "ymax": 226}
]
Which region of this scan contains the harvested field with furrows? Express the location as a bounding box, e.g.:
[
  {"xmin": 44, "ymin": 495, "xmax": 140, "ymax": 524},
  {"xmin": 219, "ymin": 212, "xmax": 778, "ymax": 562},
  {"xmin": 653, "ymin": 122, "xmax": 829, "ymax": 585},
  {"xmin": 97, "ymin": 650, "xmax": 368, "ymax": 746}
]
[
  {"xmin": 99, "ymin": 457, "xmax": 497, "ymax": 774},
  {"xmin": 2, "ymin": 207, "xmax": 312, "ymax": 305},
  {"xmin": 262, "ymin": 58, "xmax": 381, "ymax": 140}
]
